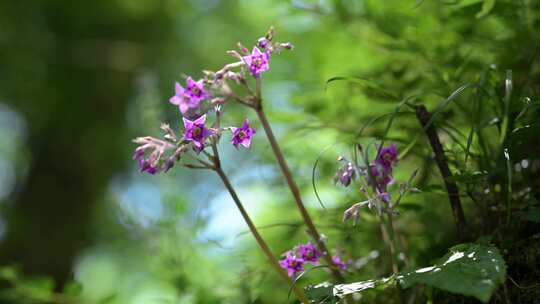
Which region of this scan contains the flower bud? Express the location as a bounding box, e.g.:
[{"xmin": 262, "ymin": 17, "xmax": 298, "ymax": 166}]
[
  {"xmin": 237, "ymin": 42, "xmax": 249, "ymax": 55},
  {"xmin": 265, "ymin": 26, "xmax": 274, "ymax": 41},
  {"xmin": 257, "ymin": 37, "xmax": 269, "ymax": 50},
  {"xmin": 279, "ymin": 42, "xmax": 294, "ymax": 50}
]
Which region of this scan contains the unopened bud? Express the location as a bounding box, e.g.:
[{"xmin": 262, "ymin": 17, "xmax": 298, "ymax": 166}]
[
  {"xmin": 257, "ymin": 37, "xmax": 269, "ymax": 50},
  {"xmin": 211, "ymin": 97, "xmax": 226, "ymax": 105},
  {"xmin": 409, "ymin": 187, "xmax": 421, "ymax": 193},
  {"xmin": 237, "ymin": 42, "xmax": 249, "ymax": 55},
  {"xmin": 280, "ymin": 42, "xmax": 294, "ymax": 50},
  {"xmin": 163, "ymin": 158, "xmax": 175, "ymax": 172},
  {"xmin": 409, "ymin": 169, "xmax": 419, "ymax": 181},
  {"xmin": 265, "ymin": 26, "xmax": 275, "ymax": 41},
  {"xmin": 226, "ymin": 50, "xmax": 243, "ymax": 60}
]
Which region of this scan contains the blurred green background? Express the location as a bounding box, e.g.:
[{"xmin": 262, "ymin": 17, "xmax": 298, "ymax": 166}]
[{"xmin": 0, "ymin": 0, "xmax": 538, "ymax": 303}]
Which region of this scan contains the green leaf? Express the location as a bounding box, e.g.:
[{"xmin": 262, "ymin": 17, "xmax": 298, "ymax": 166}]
[
  {"xmin": 398, "ymin": 244, "xmax": 506, "ymax": 303},
  {"xmin": 525, "ymin": 207, "xmax": 540, "ymax": 222},
  {"xmin": 63, "ymin": 281, "xmax": 83, "ymax": 296},
  {"xmin": 0, "ymin": 266, "xmax": 18, "ymax": 281},
  {"xmin": 304, "ymin": 282, "xmax": 339, "ymax": 304},
  {"xmin": 306, "ymin": 244, "xmax": 506, "ymax": 303},
  {"xmin": 19, "ymin": 276, "xmax": 55, "ymax": 301},
  {"xmin": 446, "ymin": 171, "xmax": 488, "ymax": 183},
  {"xmin": 325, "ymin": 76, "xmax": 398, "ymax": 99},
  {"xmin": 305, "ymin": 277, "xmax": 394, "ymax": 302},
  {"xmin": 476, "ymin": 0, "xmax": 496, "ymax": 18}
]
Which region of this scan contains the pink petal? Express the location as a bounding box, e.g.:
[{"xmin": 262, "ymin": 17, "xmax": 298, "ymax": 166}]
[
  {"xmin": 175, "ymin": 82, "xmax": 184, "ymax": 95},
  {"xmin": 252, "ymin": 46, "xmax": 262, "ymax": 56},
  {"xmin": 194, "ymin": 114, "xmax": 206, "ymax": 125},
  {"xmin": 169, "ymin": 95, "xmax": 181, "ymax": 106},
  {"xmin": 182, "ymin": 117, "xmax": 193, "ymax": 129},
  {"xmin": 242, "ymin": 55, "xmax": 253, "ymax": 66},
  {"xmin": 186, "ymin": 76, "xmax": 195, "ymax": 87},
  {"xmin": 179, "ymin": 102, "xmax": 189, "ymax": 114}
]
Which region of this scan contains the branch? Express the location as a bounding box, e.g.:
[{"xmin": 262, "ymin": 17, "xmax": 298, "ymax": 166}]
[{"xmin": 415, "ymin": 104, "xmax": 468, "ymax": 241}]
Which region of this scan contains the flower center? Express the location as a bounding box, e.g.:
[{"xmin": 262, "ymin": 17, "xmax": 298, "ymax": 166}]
[
  {"xmin": 238, "ymin": 130, "xmax": 246, "ymax": 139},
  {"xmin": 383, "ymin": 153, "xmax": 392, "ymax": 162},
  {"xmin": 253, "ymin": 57, "xmax": 262, "ymax": 67},
  {"xmin": 192, "ymin": 87, "xmax": 200, "ymax": 96},
  {"xmin": 192, "ymin": 127, "xmax": 202, "ymax": 137}
]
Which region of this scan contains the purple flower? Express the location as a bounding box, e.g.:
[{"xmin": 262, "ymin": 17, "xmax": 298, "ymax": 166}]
[
  {"xmin": 133, "ymin": 149, "xmax": 157, "ymax": 174},
  {"xmin": 367, "ymin": 164, "xmax": 394, "ymax": 195},
  {"xmin": 335, "ymin": 162, "xmax": 355, "ymax": 187},
  {"xmin": 296, "ymin": 242, "xmax": 321, "ymax": 264},
  {"xmin": 183, "ymin": 114, "xmax": 213, "ymax": 153},
  {"xmin": 279, "ymin": 251, "xmax": 304, "ymax": 278},
  {"xmin": 170, "ymin": 77, "xmax": 208, "ymax": 114},
  {"xmin": 257, "ymin": 37, "xmax": 269, "ymax": 50},
  {"xmin": 231, "ymin": 119, "xmax": 256, "ymax": 149},
  {"xmin": 332, "ymin": 255, "xmax": 348, "ymax": 270},
  {"xmin": 243, "ymin": 47, "xmax": 269, "ymax": 77},
  {"xmin": 377, "ymin": 191, "xmax": 391, "ymax": 203},
  {"xmin": 376, "ymin": 144, "xmax": 397, "ymax": 173},
  {"xmin": 132, "ymin": 136, "xmax": 175, "ymax": 175}
]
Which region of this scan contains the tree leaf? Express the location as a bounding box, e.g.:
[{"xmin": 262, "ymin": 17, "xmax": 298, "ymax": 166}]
[
  {"xmin": 306, "ymin": 244, "xmax": 506, "ymax": 303},
  {"xmin": 304, "ymin": 282, "xmax": 340, "ymax": 304},
  {"xmin": 397, "ymin": 243, "xmax": 506, "ymax": 303},
  {"xmin": 325, "ymin": 76, "xmax": 398, "ymax": 99},
  {"xmin": 525, "ymin": 207, "xmax": 540, "ymax": 222},
  {"xmin": 305, "ymin": 277, "xmax": 394, "ymax": 302},
  {"xmin": 476, "ymin": 0, "xmax": 496, "ymax": 18},
  {"xmin": 445, "ymin": 170, "xmax": 488, "ymax": 184}
]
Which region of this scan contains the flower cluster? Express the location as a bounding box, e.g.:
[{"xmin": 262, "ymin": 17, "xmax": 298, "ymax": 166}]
[
  {"xmin": 279, "ymin": 242, "xmax": 348, "ymax": 277},
  {"xmin": 132, "ymin": 124, "xmax": 185, "ymax": 174},
  {"xmin": 334, "ymin": 159, "xmax": 356, "ymax": 187},
  {"xmin": 231, "ymin": 119, "xmax": 256, "ymax": 149},
  {"xmin": 334, "ymin": 144, "xmax": 405, "ymax": 223},
  {"xmin": 132, "ymin": 28, "xmax": 293, "ymax": 174},
  {"xmin": 369, "ymin": 144, "xmax": 398, "ymax": 199},
  {"xmin": 170, "ymin": 77, "xmax": 208, "ymax": 115}
]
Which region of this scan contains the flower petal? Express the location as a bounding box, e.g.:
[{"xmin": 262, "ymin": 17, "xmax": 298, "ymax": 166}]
[
  {"xmin": 175, "ymin": 82, "xmax": 184, "ymax": 95},
  {"xmin": 193, "ymin": 114, "xmax": 206, "ymax": 125}
]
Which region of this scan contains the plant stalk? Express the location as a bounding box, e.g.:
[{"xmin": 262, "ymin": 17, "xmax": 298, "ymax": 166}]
[
  {"xmin": 209, "ymin": 143, "xmax": 308, "ymax": 304},
  {"xmin": 255, "ymin": 106, "xmax": 345, "ymax": 282},
  {"xmin": 378, "ymin": 214, "xmax": 399, "ymax": 274},
  {"xmin": 415, "ymin": 104, "xmax": 467, "ymax": 241}
]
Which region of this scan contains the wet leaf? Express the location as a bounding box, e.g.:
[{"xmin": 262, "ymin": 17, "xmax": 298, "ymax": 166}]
[
  {"xmin": 398, "ymin": 244, "xmax": 506, "ymax": 303},
  {"xmin": 306, "ymin": 244, "xmax": 506, "ymax": 303}
]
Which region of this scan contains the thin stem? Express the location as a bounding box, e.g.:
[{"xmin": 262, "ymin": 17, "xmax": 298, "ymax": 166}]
[
  {"xmin": 385, "ymin": 214, "xmax": 406, "ymax": 304},
  {"xmin": 182, "ymin": 163, "xmax": 209, "ymax": 170},
  {"xmin": 386, "ymin": 214, "xmax": 403, "ymax": 271},
  {"xmin": 234, "ymin": 96, "xmax": 253, "ymax": 108},
  {"xmin": 255, "ymin": 106, "xmax": 345, "ymax": 282},
  {"xmin": 210, "ymin": 143, "xmax": 308, "ymax": 303},
  {"xmin": 378, "ymin": 214, "xmax": 399, "ymax": 274},
  {"xmin": 358, "ymin": 147, "xmax": 400, "ymax": 275},
  {"xmin": 252, "ymin": 79, "xmax": 350, "ymax": 304},
  {"xmin": 195, "ymin": 157, "xmax": 214, "ymax": 168},
  {"xmin": 415, "ymin": 104, "xmax": 468, "ymax": 241}
]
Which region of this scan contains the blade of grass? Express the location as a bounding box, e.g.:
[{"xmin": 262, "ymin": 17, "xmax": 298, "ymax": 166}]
[
  {"xmin": 287, "ymin": 265, "xmax": 331, "ymax": 303},
  {"xmin": 499, "ymin": 70, "xmax": 513, "ymax": 145},
  {"xmin": 312, "ymin": 144, "xmax": 343, "ymax": 210},
  {"xmin": 504, "ymin": 148, "xmax": 512, "ymax": 224},
  {"xmin": 423, "ymin": 83, "xmax": 475, "ymax": 131}
]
